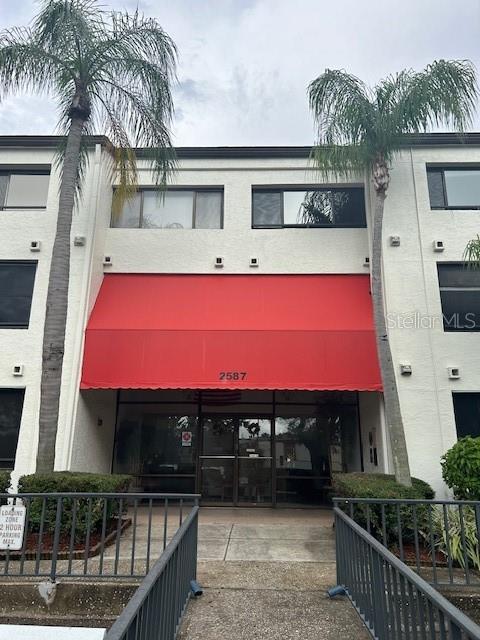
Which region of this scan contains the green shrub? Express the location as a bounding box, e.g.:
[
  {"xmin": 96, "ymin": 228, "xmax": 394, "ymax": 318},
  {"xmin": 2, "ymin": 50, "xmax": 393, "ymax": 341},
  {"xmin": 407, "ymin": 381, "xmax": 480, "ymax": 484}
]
[
  {"xmin": 18, "ymin": 472, "xmax": 131, "ymax": 538},
  {"xmin": 420, "ymin": 505, "xmax": 480, "ymax": 570},
  {"xmin": 333, "ymin": 472, "xmax": 435, "ymax": 545},
  {"xmin": 441, "ymin": 437, "xmax": 480, "ymax": 501},
  {"xmin": 333, "ymin": 473, "xmax": 434, "ymax": 500},
  {"xmin": 0, "ymin": 470, "xmax": 11, "ymax": 493}
]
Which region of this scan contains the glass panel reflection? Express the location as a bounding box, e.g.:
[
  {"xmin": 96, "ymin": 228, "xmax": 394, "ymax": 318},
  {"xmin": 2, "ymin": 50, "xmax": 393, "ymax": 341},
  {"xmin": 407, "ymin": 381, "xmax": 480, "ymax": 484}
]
[
  {"xmin": 275, "ymin": 407, "xmax": 360, "ymax": 504},
  {"xmin": 275, "ymin": 417, "xmax": 329, "ymax": 477},
  {"xmin": 113, "ymin": 405, "xmax": 197, "ymax": 477},
  {"xmin": 201, "ymin": 459, "xmax": 234, "ymax": 502},
  {"xmin": 202, "ymin": 418, "xmax": 235, "ymax": 455},
  {"xmin": 238, "ymin": 418, "xmax": 271, "ymax": 456},
  {"xmin": 238, "ymin": 458, "xmax": 272, "ymax": 503},
  {"xmin": 142, "ymin": 191, "xmax": 194, "ymax": 229},
  {"xmin": 445, "ymin": 170, "xmax": 480, "ymax": 207}
]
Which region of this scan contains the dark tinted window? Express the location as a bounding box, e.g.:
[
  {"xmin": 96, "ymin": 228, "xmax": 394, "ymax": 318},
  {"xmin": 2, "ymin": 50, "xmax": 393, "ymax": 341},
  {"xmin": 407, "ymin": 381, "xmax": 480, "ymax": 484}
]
[
  {"xmin": 438, "ymin": 263, "xmax": 480, "ymax": 331},
  {"xmin": 252, "ymin": 187, "xmax": 366, "ymax": 228},
  {"xmin": 252, "ymin": 191, "xmax": 282, "ymax": 227},
  {"xmin": 0, "ymin": 262, "xmax": 36, "ymax": 328},
  {"xmin": 0, "ymin": 389, "xmax": 24, "ymax": 468},
  {"xmin": 453, "ymin": 393, "xmax": 480, "ymax": 439},
  {"xmin": 427, "ymin": 169, "xmax": 445, "ymax": 208},
  {"xmin": 427, "ymin": 167, "xmax": 480, "ymax": 209}
]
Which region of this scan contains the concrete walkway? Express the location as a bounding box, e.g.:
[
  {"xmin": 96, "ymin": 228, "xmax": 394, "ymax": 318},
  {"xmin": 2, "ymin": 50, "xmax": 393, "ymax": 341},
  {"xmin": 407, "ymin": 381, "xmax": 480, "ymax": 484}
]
[{"xmin": 178, "ymin": 508, "xmax": 370, "ymax": 640}]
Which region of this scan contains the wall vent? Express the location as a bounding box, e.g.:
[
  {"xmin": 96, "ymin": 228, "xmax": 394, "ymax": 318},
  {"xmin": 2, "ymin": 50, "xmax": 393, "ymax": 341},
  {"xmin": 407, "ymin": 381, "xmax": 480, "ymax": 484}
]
[
  {"xmin": 447, "ymin": 367, "xmax": 460, "ymax": 380},
  {"xmin": 12, "ymin": 364, "xmax": 24, "ymax": 377}
]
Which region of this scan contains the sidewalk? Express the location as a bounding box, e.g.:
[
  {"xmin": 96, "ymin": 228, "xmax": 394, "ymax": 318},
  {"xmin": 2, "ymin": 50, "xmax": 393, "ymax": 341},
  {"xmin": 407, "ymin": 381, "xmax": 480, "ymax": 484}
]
[{"xmin": 178, "ymin": 508, "xmax": 370, "ymax": 640}]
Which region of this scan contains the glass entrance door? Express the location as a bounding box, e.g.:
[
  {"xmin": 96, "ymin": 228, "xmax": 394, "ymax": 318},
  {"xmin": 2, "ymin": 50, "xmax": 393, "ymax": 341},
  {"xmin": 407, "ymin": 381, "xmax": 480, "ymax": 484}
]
[{"xmin": 199, "ymin": 417, "xmax": 272, "ymax": 505}]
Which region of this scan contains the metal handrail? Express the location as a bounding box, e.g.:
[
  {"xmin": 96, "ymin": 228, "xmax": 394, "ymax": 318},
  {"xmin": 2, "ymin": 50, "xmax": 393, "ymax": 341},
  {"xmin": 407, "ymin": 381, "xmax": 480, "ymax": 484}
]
[
  {"xmin": 0, "ymin": 492, "xmax": 200, "ymax": 581},
  {"xmin": 335, "ymin": 507, "xmax": 480, "ymax": 639},
  {"xmin": 333, "ymin": 497, "xmax": 480, "ymax": 587},
  {"xmin": 105, "ymin": 505, "xmax": 199, "ymax": 640},
  {"xmin": 2, "ymin": 492, "xmax": 201, "ymax": 499},
  {"xmin": 334, "ymin": 497, "xmax": 480, "ymax": 506}
]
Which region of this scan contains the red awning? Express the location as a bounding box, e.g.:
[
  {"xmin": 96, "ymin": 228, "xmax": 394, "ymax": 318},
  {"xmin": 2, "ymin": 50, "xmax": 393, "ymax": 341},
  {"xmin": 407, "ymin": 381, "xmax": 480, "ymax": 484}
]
[{"xmin": 80, "ymin": 274, "xmax": 381, "ymax": 391}]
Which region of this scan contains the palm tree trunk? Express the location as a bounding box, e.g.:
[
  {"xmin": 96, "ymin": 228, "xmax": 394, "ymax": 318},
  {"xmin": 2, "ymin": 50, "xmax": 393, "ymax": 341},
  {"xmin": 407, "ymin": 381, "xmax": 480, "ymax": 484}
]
[
  {"xmin": 371, "ymin": 181, "xmax": 412, "ymax": 487},
  {"xmin": 36, "ymin": 115, "xmax": 85, "ymax": 473}
]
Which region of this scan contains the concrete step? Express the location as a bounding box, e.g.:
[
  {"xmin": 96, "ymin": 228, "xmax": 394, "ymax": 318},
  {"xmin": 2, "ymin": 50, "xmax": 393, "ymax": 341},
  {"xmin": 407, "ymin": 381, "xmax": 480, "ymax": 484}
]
[
  {"xmin": 197, "ymin": 560, "xmax": 337, "ymax": 590},
  {"xmin": 178, "ymin": 587, "xmax": 370, "ymax": 640}
]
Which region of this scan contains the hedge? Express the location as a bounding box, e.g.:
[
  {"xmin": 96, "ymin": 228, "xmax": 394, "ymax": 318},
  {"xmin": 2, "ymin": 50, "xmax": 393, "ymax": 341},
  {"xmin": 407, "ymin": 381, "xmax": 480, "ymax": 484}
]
[
  {"xmin": 18, "ymin": 472, "xmax": 132, "ymax": 537},
  {"xmin": 333, "ymin": 472, "xmax": 434, "ymax": 544},
  {"xmin": 333, "ymin": 473, "xmax": 434, "ymax": 500},
  {"xmin": 0, "ymin": 470, "xmax": 11, "ymax": 494}
]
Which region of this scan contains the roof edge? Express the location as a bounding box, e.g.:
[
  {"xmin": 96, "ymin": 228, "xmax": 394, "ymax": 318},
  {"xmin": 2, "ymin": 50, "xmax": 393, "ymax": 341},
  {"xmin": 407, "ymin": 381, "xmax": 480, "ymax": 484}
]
[{"xmin": 1, "ymin": 132, "xmax": 480, "ymax": 158}]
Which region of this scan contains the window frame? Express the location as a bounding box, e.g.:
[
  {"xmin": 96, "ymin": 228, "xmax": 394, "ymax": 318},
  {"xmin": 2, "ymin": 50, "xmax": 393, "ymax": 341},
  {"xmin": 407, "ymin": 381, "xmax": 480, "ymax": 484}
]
[
  {"xmin": 111, "ymin": 186, "xmax": 225, "ymax": 229},
  {"xmin": 0, "ymin": 260, "xmax": 37, "ymax": 329},
  {"xmin": 427, "ymin": 166, "xmax": 480, "ymax": 210},
  {"xmin": 0, "ymin": 168, "xmax": 50, "ymax": 210},
  {"xmin": 251, "ymin": 184, "xmax": 367, "ymax": 229},
  {"xmin": 437, "ymin": 262, "xmax": 480, "ymax": 332}
]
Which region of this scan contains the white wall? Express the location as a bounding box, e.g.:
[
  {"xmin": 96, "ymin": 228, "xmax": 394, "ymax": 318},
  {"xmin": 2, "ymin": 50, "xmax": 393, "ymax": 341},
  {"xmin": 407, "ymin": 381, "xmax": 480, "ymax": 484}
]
[
  {"xmin": 382, "ymin": 146, "xmax": 480, "ymax": 496},
  {"xmin": 0, "ymin": 144, "xmax": 105, "ymax": 482},
  {"xmin": 359, "ymin": 392, "xmax": 388, "ymax": 474},
  {"xmin": 70, "ymin": 390, "xmax": 116, "ymax": 473},
  {"xmin": 105, "ymin": 161, "xmax": 369, "ymax": 274},
  {"xmin": 4, "ymin": 141, "xmax": 480, "ymax": 497}
]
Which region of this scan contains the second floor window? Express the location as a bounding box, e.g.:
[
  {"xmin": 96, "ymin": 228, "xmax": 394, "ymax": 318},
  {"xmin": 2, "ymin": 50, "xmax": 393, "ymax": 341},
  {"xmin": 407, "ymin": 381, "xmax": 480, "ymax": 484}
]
[
  {"xmin": 0, "ymin": 171, "xmax": 50, "ymax": 209},
  {"xmin": 427, "ymin": 167, "xmax": 480, "ymax": 209},
  {"xmin": 112, "ymin": 188, "xmax": 223, "ymax": 229},
  {"xmin": 252, "ymin": 187, "xmax": 366, "ymax": 228},
  {"xmin": 438, "ymin": 263, "xmax": 480, "ymax": 331},
  {"xmin": 0, "ymin": 261, "xmax": 37, "ymax": 328}
]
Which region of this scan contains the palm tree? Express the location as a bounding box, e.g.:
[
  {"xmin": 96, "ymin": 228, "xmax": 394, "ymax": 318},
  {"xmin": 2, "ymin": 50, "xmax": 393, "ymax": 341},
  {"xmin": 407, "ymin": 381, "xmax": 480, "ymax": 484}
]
[
  {"xmin": 0, "ymin": 0, "xmax": 177, "ymax": 473},
  {"xmin": 308, "ymin": 62, "xmax": 477, "ymax": 486}
]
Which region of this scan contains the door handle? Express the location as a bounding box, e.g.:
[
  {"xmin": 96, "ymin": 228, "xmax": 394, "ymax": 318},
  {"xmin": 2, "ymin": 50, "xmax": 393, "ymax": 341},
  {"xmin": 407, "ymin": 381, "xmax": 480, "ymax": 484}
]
[{"xmin": 199, "ymin": 455, "xmax": 235, "ymax": 459}]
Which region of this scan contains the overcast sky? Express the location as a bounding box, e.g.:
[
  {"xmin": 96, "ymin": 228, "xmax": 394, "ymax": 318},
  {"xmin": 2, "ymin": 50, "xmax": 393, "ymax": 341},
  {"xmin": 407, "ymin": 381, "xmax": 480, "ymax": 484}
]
[{"xmin": 1, "ymin": 0, "xmax": 479, "ymax": 146}]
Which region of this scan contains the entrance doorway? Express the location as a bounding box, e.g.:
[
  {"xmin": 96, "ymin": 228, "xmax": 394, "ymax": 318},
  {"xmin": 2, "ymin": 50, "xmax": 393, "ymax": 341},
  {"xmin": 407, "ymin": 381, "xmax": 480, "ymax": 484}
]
[
  {"xmin": 200, "ymin": 416, "xmax": 273, "ymax": 505},
  {"xmin": 112, "ymin": 389, "xmax": 368, "ymax": 505}
]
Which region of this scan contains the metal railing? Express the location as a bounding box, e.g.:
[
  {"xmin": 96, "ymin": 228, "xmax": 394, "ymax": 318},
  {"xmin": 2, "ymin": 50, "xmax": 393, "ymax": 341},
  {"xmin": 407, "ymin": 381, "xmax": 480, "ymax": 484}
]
[
  {"xmin": 0, "ymin": 492, "xmax": 199, "ymax": 581},
  {"xmin": 334, "ymin": 498, "xmax": 480, "ymax": 587},
  {"xmin": 105, "ymin": 503, "xmax": 199, "ymax": 640},
  {"xmin": 335, "ymin": 506, "xmax": 480, "ymax": 639}
]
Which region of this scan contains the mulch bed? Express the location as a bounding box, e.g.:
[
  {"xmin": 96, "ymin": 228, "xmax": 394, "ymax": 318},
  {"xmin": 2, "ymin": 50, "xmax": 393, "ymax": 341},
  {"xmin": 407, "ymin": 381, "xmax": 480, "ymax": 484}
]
[
  {"xmin": 390, "ymin": 542, "xmax": 447, "ymax": 566},
  {"xmin": 0, "ymin": 517, "xmax": 131, "ymax": 561}
]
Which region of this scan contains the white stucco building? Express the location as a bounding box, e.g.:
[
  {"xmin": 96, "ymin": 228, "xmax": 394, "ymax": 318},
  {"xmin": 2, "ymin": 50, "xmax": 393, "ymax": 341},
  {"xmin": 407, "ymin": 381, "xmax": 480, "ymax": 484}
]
[{"xmin": 1, "ymin": 133, "xmax": 480, "ymax": 503}]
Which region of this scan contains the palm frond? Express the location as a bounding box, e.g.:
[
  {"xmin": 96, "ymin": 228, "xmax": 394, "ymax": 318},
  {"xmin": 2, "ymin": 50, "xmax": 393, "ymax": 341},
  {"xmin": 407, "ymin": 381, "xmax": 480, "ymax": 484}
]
[
  {"xmin": 309, "ymin": 144, "xmax": 368, "ymax": 181},
  {"xmin": 308, "ymin": 69, "xmax": 374, "ymax": 146},
  {"xmin": 33, "ymin": 0, "xmax": 103, "ymax": 61},
  {"xmin": 463, "ymin": 236, "xmax": 480, "ymax": 269},
  {"xmin": 0, "ymin": 27, "xmax": 73, "ymax": 98},
  {"xmin": 1, "ymin": 0, "xmax": 177, "ymax": 197},
  {"xmin": 391, "ymin": 60, "xmax": 477, "ymax": 133},
  {"xmin": 308, "ymin": 61, "xmax": 478, "ymax": 182}
]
